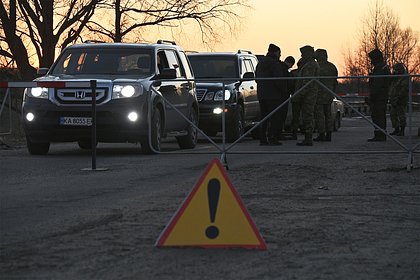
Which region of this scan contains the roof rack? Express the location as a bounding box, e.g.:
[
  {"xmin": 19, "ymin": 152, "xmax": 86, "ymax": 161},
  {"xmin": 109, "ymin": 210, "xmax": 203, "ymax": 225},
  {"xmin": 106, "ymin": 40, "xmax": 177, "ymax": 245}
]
[
  {"xmin": 157, "ymin": 40, "xmax": 177, "ymax": 45},
  {"xmin": 83, "ymin": 40, "xmax": 105, "ymax": 44},
  {"xmin": 237, "ymin": 50, "xmax": 253, "ymax": 54}
]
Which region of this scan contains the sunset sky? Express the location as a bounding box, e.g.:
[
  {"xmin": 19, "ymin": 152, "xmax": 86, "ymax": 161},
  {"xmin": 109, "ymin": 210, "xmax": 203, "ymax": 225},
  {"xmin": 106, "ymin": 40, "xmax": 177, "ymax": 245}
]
[{"xmin": 181, "ymin": 0, "xmax": 420, "ymax": 74}]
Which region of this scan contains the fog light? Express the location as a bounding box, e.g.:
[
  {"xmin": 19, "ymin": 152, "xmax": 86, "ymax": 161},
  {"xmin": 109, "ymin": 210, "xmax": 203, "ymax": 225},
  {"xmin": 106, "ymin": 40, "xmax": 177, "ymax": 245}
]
[
  {"xmin": 213, "ymin": 108, "xmax": 223, "ymax": 114},
  {"xmin": 26, "ymin": 112, "xmax": 35, "ymax": 122},
  {"xmin": 127, "ymin": 112, "xmax": 138, "ymax": 122}
]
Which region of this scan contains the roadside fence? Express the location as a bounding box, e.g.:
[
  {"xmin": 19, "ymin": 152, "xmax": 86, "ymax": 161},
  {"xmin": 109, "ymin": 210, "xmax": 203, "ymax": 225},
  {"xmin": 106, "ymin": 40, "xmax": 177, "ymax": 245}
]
[{"xmin": 0, "ymin": 75, "xmax": 419, "ymax": 172}]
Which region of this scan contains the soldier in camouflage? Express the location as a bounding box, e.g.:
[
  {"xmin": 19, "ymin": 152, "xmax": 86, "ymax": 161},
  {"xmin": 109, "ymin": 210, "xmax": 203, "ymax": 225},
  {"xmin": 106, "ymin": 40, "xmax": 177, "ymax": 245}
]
[
  {"xmin": 389, "ymin": 63, "xmax": 409, "ymax": 136},
  {"xmin": 313, "ymin": 49, "xmax": 338, "ymax": 142},
  {"xmin": 291, "ymin": 45, "xmax": 320, "ymax": 146}
]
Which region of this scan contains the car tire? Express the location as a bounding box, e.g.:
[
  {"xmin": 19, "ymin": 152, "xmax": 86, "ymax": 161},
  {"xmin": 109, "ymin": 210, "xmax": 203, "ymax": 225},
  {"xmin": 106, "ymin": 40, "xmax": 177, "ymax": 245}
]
[
  {"xmin": 77, "ymin": 140, "xmax": 97, "ymax": 150},
  {"xmin": 333, "ymin": 112, "xmax": 341, "ymax": 132},
  {"xmin": 26, "ymin": 137, "xmax": 50, "ymax": 155},
  {"xmin": 141, "ymin": 109, "xmax": 161, "ymax": 154},
  {"xmin": 227, "ymin": 104, "xmax": 244, "ymax": 142},
  {"xmin": 176, "ymin": 108, "xmax": 198, "ymax": 149}
]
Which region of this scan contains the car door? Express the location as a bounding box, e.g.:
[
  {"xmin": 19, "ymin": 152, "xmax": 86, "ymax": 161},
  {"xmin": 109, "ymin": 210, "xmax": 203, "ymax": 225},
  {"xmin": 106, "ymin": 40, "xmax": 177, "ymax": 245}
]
[
  {"xmin": 157, "ymin": 49, "xmax": 188, "ymax": 131},
  {"xmin": 240, "ymin": 57, "xmax": 259, "ymax": 122}
]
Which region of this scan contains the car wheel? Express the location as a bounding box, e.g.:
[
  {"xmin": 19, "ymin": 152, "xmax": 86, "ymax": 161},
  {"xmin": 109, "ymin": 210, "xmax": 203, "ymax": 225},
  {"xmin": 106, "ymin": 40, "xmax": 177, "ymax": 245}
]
[
  {"xmin": 333, "ymin": 112, "xmax": 341, "ymax": 132},
  {"xmin": 26, "ymin": 137, "xmax": 50, "ymax": 155},
  {"xmin": 77, "ymin": 140, "xmax": 97, "ymax": 150},
  {"xmin": 177, "ymin": 108, "xmax": 198, "ymax": 149},
  {"xmin": 227, "ymin": 104, "xmax": 244, "ymax": 142},
  {"xmin": 141, "ymin": 109, "xmax": 161, "ymax": 154}
]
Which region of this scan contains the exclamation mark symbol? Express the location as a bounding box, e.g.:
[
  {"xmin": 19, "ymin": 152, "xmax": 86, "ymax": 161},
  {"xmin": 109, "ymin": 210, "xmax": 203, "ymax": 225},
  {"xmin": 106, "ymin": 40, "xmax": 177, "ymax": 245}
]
[{"xmin": 205, "ymin": 178, "xmax": 220, "ymax": 239}]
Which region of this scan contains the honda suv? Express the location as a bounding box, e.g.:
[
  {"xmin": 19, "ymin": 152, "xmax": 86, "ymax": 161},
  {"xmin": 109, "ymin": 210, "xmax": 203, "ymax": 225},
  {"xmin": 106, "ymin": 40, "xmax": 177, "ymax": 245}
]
[
  {"xmin": 187, "ymin": 51, "xmax": 260, "ymax": 142},
  {"xmin": 22, "ymin": 40, "xmax": 199, "ymax": 154}
]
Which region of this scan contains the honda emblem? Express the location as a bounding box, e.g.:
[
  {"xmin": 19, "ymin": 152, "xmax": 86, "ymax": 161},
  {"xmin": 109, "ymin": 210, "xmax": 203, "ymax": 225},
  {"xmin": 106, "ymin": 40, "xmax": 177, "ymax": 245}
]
[{"xmin": 75, "ymin": 91, "xmax": 86, "ymax": 99}]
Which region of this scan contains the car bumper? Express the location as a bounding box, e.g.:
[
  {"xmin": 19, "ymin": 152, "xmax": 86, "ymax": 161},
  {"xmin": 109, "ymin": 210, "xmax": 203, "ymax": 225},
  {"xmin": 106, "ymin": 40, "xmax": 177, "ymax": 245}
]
[
  {"xmin": 23, "ymin": 98, "xmax": 149, "ymax": 142},
  {"xmin": 198, "ymin": 102, "xmax": 238, "ymax": 131}
]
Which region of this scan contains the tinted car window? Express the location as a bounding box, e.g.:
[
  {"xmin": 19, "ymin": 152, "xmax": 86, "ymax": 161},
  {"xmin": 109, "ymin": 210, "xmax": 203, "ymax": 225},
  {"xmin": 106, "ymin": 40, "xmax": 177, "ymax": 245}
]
[
  {"xmin": 52, "ymin": 49, "xmax": 154, "ymax": 77},
  {"xmin": 188, "ymin": 56, "xmax": 238, "ymax": 79}
]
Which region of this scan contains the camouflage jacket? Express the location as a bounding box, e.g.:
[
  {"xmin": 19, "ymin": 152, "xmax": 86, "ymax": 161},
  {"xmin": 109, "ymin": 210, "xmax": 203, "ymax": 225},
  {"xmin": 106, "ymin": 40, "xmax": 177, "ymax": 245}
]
[
  {"xmin": 295, "ymin": 57, "xmax": 320, "ymax": 97},
  {"xmin": 316, "ymin": 60, "xmax": 338, "ymax": 104},
  {"xmin": 389, "ymin": 76, "xmax": 409, "ymax": 106}
]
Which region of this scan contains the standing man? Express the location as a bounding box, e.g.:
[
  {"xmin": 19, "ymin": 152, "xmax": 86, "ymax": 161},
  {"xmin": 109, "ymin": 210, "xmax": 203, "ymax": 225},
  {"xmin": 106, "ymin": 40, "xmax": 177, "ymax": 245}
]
[
  {"xmin": 314, "ymin": 49, "xmax": 338, "ymax": 142},
  {"xmin": 277, "ymin": 56, "xmax": 296, "ymax": 139},
  {"xmin": 389, "ymin": 63, "xmax": 409, "ymax": 136},
  {"xmin": 367, "ymin": 48, "xmax": 391, "ymax": 141},
  {"xmin": 255, "ymin": 43, "xmax": 288, "ymax": 145},
  {"xmin": 291, "ymin": 45, "xmax": 320, "ymax": 146}
]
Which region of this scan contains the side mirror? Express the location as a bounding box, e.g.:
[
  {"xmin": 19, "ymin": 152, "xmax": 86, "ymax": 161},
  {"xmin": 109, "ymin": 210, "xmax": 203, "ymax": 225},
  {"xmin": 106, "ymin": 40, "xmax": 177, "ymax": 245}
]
[
  {"xmin": 37, "ymin": 68, "xmax": 48, "ymax": 76},
  {"xmin": 242, "ymin": 72, "xmax": 255, "ymax": 80},
  {"xmin": 155, "ymin": 68, "xmax": 177, "ymax": 80}
]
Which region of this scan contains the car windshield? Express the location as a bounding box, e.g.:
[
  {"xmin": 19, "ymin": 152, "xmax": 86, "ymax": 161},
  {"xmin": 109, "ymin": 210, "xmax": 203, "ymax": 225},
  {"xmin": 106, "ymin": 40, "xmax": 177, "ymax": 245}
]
[
  {"xmin": 188, "ymin": 56, "xmax": 238, "ymax": 79},
  {"xmin": 51, "ymin": 48, "xmax": 154, "ymax": 77}
]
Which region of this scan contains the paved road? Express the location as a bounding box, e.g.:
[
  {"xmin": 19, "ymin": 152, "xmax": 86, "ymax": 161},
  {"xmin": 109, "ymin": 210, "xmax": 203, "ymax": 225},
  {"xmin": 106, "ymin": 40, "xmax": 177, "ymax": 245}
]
[{"xmin": 1, "ymin": 116, "xmax": 419, "ymax": 279}]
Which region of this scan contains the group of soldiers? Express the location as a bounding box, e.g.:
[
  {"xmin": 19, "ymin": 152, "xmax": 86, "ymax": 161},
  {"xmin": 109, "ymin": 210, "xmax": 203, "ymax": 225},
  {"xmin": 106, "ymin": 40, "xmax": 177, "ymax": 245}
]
[
  {"xmin": 255, "ymin": 43, "xmax": 409, "ymax": 146},
  {"xmin": 255, "ymin": 43, "xmax": 338, "ymax": 146}
]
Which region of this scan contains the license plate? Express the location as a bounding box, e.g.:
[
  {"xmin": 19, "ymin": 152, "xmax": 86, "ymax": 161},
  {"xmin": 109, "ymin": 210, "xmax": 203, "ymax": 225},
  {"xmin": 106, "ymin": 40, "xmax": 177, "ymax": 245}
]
[{"xmin": 59, "ymin": 117, "xmax": 92, "ymax": 126}]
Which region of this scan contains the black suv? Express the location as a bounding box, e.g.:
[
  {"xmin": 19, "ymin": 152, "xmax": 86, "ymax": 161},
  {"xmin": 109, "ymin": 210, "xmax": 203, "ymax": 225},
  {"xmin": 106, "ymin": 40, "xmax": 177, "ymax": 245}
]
[
  {"xmin": 187, "ymin": 51, "xmax": 260, "ymax": 141},
  {"xmin": 22, "ymin": 41, "xmax": 199, "ymax": 154}
]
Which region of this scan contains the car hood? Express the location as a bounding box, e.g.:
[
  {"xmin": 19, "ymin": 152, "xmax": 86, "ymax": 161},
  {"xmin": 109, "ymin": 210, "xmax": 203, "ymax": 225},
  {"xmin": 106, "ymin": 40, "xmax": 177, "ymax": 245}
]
[
  {"xmin": 34, "ymin": 74, "xmax": 148, "ymax": 84},
  {"xmin": 195, "ymin": 82, "xmax": 236, "ymax": 90}
]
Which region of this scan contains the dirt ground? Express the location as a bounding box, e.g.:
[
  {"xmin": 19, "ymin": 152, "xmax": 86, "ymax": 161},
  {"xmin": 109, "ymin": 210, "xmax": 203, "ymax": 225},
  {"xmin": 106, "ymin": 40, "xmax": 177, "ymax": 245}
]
[
  {"xmin": 1, "ymin": 108, "xmax": 420, "ymax": 279},
  {"xmin": 1, "ymin": 148, "xmax": 419, "ymax": 280}
]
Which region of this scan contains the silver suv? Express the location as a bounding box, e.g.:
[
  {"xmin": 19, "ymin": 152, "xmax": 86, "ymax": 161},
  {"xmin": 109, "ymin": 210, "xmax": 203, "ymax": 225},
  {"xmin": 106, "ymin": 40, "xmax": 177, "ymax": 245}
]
[{"xmin": 22, "ymin": 41, "xmax": 199, "ymax": 154}]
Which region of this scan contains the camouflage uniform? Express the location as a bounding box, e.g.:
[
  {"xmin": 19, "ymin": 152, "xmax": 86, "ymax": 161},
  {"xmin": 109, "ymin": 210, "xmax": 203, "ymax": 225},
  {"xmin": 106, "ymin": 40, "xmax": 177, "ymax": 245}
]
[
  {"xmin": 314, "ymin": 49, "xmax": 338, "ymax": 141},
  {"xmin": 389, "ymin": 63, "xmax": 409, "ymax": 136},
  {"xmin": 291, "ymin": 45, "xmax": 320, "ymax": 146}
]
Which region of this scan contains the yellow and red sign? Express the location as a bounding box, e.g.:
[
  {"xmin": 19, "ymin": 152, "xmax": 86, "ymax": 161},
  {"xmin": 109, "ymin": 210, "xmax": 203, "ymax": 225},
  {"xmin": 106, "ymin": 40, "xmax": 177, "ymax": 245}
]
[{"xmin": 156, "ymin": 158, "xmax": 266, "ymax": 249}]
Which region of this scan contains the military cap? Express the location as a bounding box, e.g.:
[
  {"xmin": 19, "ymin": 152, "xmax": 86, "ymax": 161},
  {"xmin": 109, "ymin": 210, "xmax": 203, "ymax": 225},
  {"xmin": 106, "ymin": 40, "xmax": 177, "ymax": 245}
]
[{"xmin": 300, "ymin": 45, "xmax": 315, "ymax": 57}]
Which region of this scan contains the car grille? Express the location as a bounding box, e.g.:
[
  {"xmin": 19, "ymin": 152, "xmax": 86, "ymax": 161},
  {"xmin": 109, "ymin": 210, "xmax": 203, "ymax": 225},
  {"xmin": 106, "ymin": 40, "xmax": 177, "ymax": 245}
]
[
  {"xmin": 196, "ymin": 89, "xmax": 207, "ymax": 101},
  {"xmin": 55, "ymin": 88, "xmax": 108, "ymax": 105}
]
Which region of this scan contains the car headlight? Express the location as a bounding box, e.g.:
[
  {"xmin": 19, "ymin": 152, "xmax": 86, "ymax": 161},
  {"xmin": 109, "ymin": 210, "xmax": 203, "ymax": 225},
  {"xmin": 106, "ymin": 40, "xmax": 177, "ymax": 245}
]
[
  {"xmin": 25, "ymin": 87, "xmax": 48, "ymax": 99},
  {"xmin": 204, "ymin": 92, "xmax": 215, "ymax": 101},
  {"xmin": 112, "ymin": 84, "xmax": 143, "ymax": 99},
  {"xmin": 213, "ymin": 90, "xmax": 231, "ymax": 101}
]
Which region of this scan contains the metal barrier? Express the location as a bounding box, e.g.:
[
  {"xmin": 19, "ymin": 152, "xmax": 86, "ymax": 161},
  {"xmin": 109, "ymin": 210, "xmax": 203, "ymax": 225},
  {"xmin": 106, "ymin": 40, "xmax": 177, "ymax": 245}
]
[
  {"xmin": 0, "ymin": 80, "xmax": 102, "ymax": 171},
  {"xmin": 1, "ymin": 75, "xmax": 419, "ymax": 172},
  {"xmin": 144, "ymin": 74, "xmax": 420, "ymax": 172}
]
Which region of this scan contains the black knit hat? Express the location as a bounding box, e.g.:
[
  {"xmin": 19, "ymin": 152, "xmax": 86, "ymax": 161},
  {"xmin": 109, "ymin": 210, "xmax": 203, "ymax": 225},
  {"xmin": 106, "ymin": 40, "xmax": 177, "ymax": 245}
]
[
  {"xmin": 368, "ymin": 48, "xmax": 383, "ymax": 62},
  {"xmin": 268, "ymin": 43, "xmax": 280, "ymax": 53}
]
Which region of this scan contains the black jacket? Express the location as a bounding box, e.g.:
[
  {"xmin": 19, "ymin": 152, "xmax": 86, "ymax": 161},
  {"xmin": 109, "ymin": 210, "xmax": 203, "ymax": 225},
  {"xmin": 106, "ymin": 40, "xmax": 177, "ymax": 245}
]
[
  {"xmin": 255, "ymin": 54, "xmax": 288, "ymax": 100},
  {"xmin": 369, "ymin": 61, "xmax": 391, "ymax": 102}
]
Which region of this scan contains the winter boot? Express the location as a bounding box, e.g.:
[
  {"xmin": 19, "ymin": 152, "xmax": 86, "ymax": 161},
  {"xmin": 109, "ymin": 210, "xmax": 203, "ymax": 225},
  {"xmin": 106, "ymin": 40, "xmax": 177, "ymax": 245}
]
[
  {"xmin": 325, "ymin": 132, "xmax": 332, "ymax": 142},
  {"xmin": 390, "ymin": 127, "xmax": 400, "ymax": 135},
  {"xmin": 397, "ymin": 126, "xmax": 405, "ymax": 136},
  {"xmin": 313, "ymin": 132, "xmax": 326, "ymax": 142},
  {"xmin": 296, "ymin": 133, "xmax": 313, "ymax": 146}
]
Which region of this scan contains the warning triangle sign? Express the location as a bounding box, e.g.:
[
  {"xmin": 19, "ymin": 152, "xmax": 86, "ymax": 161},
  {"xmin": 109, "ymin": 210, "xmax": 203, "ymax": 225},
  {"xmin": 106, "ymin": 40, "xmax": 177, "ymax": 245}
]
[{"xmin": 156, "ymin": 158, "xmax": 266, "ymax": 249}]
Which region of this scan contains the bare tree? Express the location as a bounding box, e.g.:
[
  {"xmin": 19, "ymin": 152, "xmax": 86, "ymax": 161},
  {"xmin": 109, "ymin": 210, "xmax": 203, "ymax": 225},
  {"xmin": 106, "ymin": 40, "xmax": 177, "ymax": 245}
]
[
  {"xmin": 343, "ymin": 0, "xmax": 420, "ymax": 76},
  {"xmin": 84, "ymin": 0, "xmax": 250, "ymax": 46},
  {"xmin": 0, "ymin": 0, "xmax": 102, "ymax": 79}
]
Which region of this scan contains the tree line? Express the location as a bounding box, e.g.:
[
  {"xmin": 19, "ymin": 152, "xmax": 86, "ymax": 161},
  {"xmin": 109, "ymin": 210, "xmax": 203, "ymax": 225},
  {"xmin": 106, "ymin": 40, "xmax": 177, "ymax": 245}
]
[
  {"xmin": 0, "ymin": 0, "xmax": 419, "ymax": 81},
  {"xmin": 0, "ymin": 0, "xmax": 249, "ymax": 80}
]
